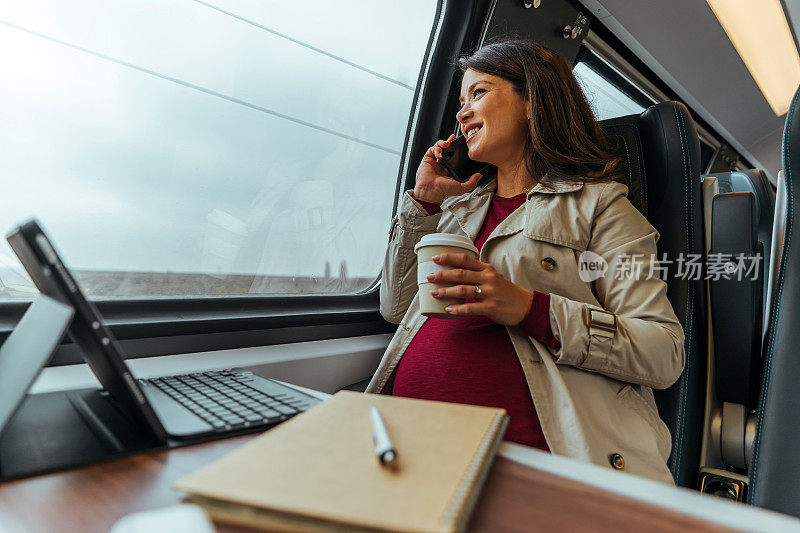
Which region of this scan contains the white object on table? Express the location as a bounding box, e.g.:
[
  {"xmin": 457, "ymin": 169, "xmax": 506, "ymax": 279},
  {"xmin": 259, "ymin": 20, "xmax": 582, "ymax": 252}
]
[{"xmin": 108, "ymin": 504, "xmax": 215, "ymax": 533}]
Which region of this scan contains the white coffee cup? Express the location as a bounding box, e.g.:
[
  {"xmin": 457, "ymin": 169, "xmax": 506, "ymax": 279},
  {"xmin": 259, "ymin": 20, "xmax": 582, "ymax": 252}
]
[{"xmin": 414, "ymin": 233, "xmax": 479, "ymax": 318}]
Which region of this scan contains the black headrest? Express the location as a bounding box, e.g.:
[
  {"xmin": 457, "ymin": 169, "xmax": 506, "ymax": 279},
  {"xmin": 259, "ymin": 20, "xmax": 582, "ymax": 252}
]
[
  {"xmin": 600, "ymin": 115, "xmax": 648, "ymax": 217},
  {"xmin": 702, "ymin": 169, "xmax": 775, "ymax": 271},
  {"xmin": 600, "ymin": 102, "xmax": 701, "ymax": 229},
  {"xmin": 706, "ymin": 169, "xmax": 774, "ymax": 220}
]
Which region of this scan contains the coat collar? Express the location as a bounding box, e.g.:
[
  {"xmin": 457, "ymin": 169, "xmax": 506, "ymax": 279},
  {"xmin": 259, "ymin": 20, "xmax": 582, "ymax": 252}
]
[
  {"xmin": 440, "ymin": 179, "xmax": 496, "ymax": 241},
  {"xmin": 442, "ymin": 175, "xmax": 585, "ymax": 210},
  {"xmin": 440, "ymin": 176, "xmax": 496, "ymax": 211},
  {"xmin": 527, "ymin": 179, "xmax": 584, "ymax": 198},
  {"xmin": 441, "ymin": 177, "xmax": 588, "ymax": 246}
]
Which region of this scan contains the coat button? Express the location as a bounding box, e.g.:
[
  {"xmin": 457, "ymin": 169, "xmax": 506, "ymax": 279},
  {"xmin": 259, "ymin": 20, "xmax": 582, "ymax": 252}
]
[
  {"xmin": 541, "ymin": 257, "xmax": 556, "ymax": 270},
  {"xmin": 609, "ymin": 453, "xmax": 625, "ymax": 470}
]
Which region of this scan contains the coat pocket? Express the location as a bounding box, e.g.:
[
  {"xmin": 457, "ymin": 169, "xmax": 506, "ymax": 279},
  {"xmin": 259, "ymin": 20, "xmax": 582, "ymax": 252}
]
[{"xmin": 617, "ymin": 384, "xmax": 672, "ymax": 461}]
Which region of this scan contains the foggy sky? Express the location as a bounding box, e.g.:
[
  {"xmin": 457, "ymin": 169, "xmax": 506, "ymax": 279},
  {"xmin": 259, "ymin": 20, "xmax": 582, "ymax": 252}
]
[{"xmin": 0, "ymin": 0, "xmax": 436, "ymax": 294}]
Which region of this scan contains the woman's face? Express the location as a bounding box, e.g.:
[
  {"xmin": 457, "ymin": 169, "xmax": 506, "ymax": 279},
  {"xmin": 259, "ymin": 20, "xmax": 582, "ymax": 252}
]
[{"xmin": 457, "ymin": 69, "xmax": 529, "ymax": 167}]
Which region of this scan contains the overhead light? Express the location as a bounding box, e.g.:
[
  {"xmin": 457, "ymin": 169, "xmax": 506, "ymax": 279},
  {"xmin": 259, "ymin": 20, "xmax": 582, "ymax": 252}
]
[{"xmin": 708, "ymin": 0, "xmax": 800, "ymax": 116}]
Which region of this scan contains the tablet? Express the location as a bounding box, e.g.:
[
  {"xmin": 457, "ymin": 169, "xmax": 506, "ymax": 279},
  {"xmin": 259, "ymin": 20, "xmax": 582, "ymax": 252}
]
[
  {"xmin": 6, "ymin": 219, "xmax": 168, "ymax": 442},
  {"xmin": 0, "ymin": 294, "xmax": 73, "ymax": 440}
]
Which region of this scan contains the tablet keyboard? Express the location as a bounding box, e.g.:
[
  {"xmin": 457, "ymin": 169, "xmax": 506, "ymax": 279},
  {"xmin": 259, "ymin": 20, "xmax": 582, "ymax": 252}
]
[{"xmin": 146, "ymin": 369, "xmax": 315, "ymax": 431}]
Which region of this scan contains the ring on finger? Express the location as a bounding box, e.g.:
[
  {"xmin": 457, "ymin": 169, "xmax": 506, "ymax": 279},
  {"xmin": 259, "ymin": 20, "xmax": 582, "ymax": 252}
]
[{"xmin": 474, "ymin": 285, "xmax": 483, "ymax": 298}]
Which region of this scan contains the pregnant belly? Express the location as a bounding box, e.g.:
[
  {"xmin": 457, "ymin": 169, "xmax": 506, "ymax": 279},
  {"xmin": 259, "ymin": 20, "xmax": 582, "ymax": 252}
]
[{"xmin": 392, "ymin": 315, "xmax": 550, "ymax": 451}]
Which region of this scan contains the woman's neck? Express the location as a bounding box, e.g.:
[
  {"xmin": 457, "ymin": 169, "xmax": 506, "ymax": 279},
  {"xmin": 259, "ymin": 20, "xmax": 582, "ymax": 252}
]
[{"xmin": 495, "ymin": 159, "xmax": 538, "ymax": 197}]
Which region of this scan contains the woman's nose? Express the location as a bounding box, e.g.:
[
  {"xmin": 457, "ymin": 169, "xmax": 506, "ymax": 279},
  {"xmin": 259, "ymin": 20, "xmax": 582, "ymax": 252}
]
[{"xmin": 456, "ymin": 104, "xmax": 471, "ymax": 124}]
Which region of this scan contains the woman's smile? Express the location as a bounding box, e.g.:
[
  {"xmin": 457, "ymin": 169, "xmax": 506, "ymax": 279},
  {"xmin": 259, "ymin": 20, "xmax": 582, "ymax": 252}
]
[
  {"xmin": 457, "ymin": 69, "xmax": 529, "ymax": 169},
  {"xmin": 466, "ymin": 125, "xmax": 481, "ymax": 144}
]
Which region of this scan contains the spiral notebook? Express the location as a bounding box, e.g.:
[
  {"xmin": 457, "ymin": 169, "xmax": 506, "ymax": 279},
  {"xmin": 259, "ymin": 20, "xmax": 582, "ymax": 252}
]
[{"xmin": 175, "ymin": 390, "xmax": 508, "ymax": 533}]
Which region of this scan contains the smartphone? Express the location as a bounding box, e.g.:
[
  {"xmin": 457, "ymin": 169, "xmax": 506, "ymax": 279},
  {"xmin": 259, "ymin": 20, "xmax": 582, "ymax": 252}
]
[{"xmin": 441, "ymin": 135, "xmax": 495, "ymax": 183}]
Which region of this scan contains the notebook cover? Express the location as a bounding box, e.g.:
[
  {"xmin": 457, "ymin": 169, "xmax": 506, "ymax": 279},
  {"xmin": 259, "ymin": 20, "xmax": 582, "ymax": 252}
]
[{"xmin": 175, "ymin": 391, "xmax": 508, "ymax": 533}]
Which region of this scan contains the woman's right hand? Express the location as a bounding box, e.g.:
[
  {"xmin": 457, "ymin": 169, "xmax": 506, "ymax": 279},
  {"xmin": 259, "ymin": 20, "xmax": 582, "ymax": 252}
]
[{"xmin": 414, "ymin": 134, "xmax": 483, "ymax": 203}]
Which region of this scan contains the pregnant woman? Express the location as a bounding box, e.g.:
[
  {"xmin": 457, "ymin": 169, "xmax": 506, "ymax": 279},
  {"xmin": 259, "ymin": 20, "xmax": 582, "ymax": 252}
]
[{"xmin": 366, "ymin": 40, "xmax": 685, "ymax": 483}]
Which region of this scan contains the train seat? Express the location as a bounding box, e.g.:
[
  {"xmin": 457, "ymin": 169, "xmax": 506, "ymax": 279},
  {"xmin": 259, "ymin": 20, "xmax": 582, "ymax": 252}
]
[
  {"xmin": 748, "ymin": 87, "xmax": 800, "ymax": 516},
  {"xmin": 696, "ymin": 169, "xmax": 776, "ymax": 478},
  {"xmin": 600, "ymin": 101, "xmax": 706, "ymax": 488}
]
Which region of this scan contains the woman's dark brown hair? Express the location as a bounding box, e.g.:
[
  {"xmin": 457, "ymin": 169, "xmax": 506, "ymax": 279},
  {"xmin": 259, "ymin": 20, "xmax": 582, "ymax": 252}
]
[{"xmin": 458, "ymin": 40, "xmax": 621, "ymax": 185}]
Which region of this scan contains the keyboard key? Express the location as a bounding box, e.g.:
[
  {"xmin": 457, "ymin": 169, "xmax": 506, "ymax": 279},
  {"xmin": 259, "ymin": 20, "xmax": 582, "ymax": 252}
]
[
  {"xmin": 144, "ymin": 370, "xmax": 313, "ymax": 432},
  {"xmin": 283, "ymin": 399, "xmax": 306, "ymax": 405}
]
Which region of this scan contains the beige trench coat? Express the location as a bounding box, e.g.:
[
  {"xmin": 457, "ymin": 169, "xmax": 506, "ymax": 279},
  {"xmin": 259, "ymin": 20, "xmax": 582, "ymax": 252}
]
[{"xmin": 366, "ymin": 177, "xmax": 686, "ymax": 483}]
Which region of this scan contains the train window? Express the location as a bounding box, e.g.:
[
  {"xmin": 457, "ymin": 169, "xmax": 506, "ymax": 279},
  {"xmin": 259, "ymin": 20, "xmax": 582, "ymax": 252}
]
[
  {"xmin": 0, "ymin": 1, "xmax": 438, "ymax": 301},
  {"xmin": 700, "ymin": 142, "xmax": 716, "ymax": 173},
  {"xmin": 572, "ymin": 61, "xmax": 646, "ymax": 120}
]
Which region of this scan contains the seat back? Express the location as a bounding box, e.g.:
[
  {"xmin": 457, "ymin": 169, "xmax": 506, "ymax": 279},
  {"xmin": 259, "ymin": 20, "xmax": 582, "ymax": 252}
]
[
  {"xmin": 748, "ymin": 88, "xmax": 800, "ymax": 515},
  {"xmin": 707, "ymin": 192, "xmax": 764, "ymax": 410},
  {"xmin": 704, "ymin": 169, "xmax": 776, "ymax": 304},
  {"xmin": 601, "ymin": 101, "xmax": 706, "ymax": 488}
]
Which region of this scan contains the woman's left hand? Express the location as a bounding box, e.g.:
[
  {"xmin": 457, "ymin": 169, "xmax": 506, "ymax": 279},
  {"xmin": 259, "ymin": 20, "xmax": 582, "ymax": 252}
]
[{"xmin": 427, "ymin": 253, "xmax": 533, "ymax": 326}]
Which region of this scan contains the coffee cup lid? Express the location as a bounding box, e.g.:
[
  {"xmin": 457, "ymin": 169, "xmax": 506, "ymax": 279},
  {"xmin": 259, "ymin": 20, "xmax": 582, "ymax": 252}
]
[{"xmin": 414, "ymin": 233, "xmax": 478, "ymax": 255}]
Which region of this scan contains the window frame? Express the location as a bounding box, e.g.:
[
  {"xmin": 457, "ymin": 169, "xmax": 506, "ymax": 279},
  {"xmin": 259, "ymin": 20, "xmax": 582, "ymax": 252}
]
[
  {"xmin": 575, "ymin": 45, "xmax": 719, "ymax": 169},
  {"xmin": 0, "ymin": 0, "xmax": 502, "ymax": 365},
  {"xmin": 580, "ymin": 25, "xmax": 762, "ymax": 176},
  {"xmin": 574, "ymin": 47, "xmax": 656, "ymax": 114}
]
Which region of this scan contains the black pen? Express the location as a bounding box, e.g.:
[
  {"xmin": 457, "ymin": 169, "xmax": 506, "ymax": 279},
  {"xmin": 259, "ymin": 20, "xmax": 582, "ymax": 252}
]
[{"xmin": 370, "ymin": 405, "xmax": 398, "ymax": 468}]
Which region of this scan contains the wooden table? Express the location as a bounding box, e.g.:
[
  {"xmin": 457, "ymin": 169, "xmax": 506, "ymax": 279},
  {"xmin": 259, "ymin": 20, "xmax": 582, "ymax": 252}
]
[{"xmin": 0, "ymin": 433, "xmax": 735, "ymax": 533}]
